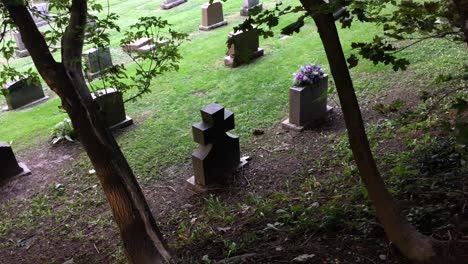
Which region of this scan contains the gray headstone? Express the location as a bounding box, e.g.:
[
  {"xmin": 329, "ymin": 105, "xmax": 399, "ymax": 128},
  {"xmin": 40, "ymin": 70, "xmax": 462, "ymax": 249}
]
[
  {"xmin": 31, "ymin": 2, "xmax": 50, "ymax": 27},
  {"xmin": 2, "ymin": 77, "xmax": 48, "ymax": 110},
  {"xmin": 123, "ymin": 37, "xmax": 154, "ymax": 53},
  {"xmin": 13, "ymin": 31, "xmax": 30, "ymax": 58},
  {"xmin": 224, "ymin": 29, "xmax": 264, "ymax": 68},
  {"xmin": 83, "ymin": 47, "xmax": 113, "ymax": 79},
  {"xmin": 282, "ymin": 75, "xmax": 332, "ymax": 131},
  {"xmin": 161, "ymin": 0, "xmax": 187, "ymax": 9},
  {"xmin": 240, "ymin": 0, "xmax": 262, "ymax": 16},
  {"xmin": 91, "ymin": 88, "xmax": 133, "ymax": 130},
  {"xmin": 0, "ymin": 142, "xmax": 30, "ymax": 179},
  {"xmin": 199, "ymin": 2, "xmax": 227, "ymax": 31},
  {"xmin": 190, "ymin": 103, "xmax": 240, "ymax": 187}
]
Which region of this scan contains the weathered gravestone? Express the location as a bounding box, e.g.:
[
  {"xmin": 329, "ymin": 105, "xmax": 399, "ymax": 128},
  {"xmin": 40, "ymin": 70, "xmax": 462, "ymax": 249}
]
[
  {"xmin": 12, "ymin": 31, "xmax": 29, "ymax": 58},
  {"xmin": 187, "ymin": 103, "xmax": 247, "ymax": 191},
  {"xmin": 161, "ymin": 0, "xmax": 187, "ymax": 10},
  {"xmin": 0, "ymin": 142, "xmax": 31, "ymax": 179},
  {"xmin": 224, "ymin": 29, "xmax": 264, "ymax": 68},
  {"xmin": 199, "ymin": 2, "xmax": 228, "ymax": 31},
  {"xmin": 91, "ymin": 88, "xmax": 133, "ymax": 130},
  {"xmin": 240, "ymin": 0, "xmax": 262, "ymax": 16},
  {"xmin": 123, "ymin": 37, "xmax": 158, "ymax": 53},
  {"xmin": 1, "ymin": 77, "xmax": 49, "ymax": 110},
  {"xmin": 83, "ymin": 47, "xmax": 113, "ymax": 79},
  {"xmin": 31, "ymin": 2, "xmax": 50, "ymax": 27}
]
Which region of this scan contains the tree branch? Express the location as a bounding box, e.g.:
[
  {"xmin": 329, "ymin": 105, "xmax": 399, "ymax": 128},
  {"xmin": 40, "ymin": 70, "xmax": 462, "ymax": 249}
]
[
  {"xmin": 62, "ymin": 0, "xmax": 87, "ymax": 69},
  {"xmin": 390, "ymin": 32, "xmax": 461, "ymax": 54}
]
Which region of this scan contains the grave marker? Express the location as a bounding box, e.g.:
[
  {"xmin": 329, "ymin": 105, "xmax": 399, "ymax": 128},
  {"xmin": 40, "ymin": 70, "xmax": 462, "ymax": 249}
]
[
  {"xmin": 83, "ymin": 47, "xmax": 113, "ymax": 79},
  {"xmin": 13, "ymin": 31, "xmax": 29, "ymax": 58},
  {"xmin": 199, "ymin": 2, "xmax": 228, "ymax": 31},
  {"xmin": 0, "ymin": 142, "xmax": 31, "ymax": 179},
  {"xmin": 224, "ymin": 29, "xmax": 264, "ymax": 68},
  {"xmin": 240, "ymin": 0, "xmax": 262, "ymax": 16},
  {"xmin": 31, "ymin": 2, "xmax": 50, "ymax": 27},
  {"xmin": 161, "ymin": 0, "xmax": 187, "ymax": 10},
  {"xmin": 91, "ymin": 88, "xmax": 133, "ymax": 130},
  {"xmin": 123, "ymin": 37, "xmax": 156, "ymax": 53},
  {"xmin": 187, "ymin": 103, "xmax": 247, "ymax": 191},
  {"xmin": 2, "ymin": 77, "xmax": 49, "ymax": 110}
]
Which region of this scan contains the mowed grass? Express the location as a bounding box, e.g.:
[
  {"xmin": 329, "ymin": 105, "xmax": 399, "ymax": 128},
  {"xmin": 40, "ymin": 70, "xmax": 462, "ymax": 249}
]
[{"xmin": 0, "ymin": 0, "xmax": 466, "ymax": 181}]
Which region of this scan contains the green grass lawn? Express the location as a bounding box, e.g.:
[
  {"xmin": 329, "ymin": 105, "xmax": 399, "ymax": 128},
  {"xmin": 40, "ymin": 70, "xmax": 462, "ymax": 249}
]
[{"xmin": 0, "ymin": 0, "xmax": 466, "ymax": 181}]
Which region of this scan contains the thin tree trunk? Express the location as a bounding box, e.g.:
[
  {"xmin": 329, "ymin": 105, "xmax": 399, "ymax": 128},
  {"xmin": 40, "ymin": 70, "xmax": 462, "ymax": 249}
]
[
  {"xmin": 2, "ymin": 1, "xmax": 173, "ymax": 263},
  {"xmin": 299, "ymin": 0, "xmax": 443, "ymax": 262}
]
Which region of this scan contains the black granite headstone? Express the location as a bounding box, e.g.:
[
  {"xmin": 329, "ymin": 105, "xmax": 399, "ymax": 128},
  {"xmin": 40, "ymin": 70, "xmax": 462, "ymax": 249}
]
[{"xmin": 0, "ymin": 142, "xmax": 29, "ymax": 179}]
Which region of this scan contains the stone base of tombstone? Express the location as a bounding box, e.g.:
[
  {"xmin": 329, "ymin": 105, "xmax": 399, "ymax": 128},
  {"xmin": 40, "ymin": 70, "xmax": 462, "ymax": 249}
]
[
  {"xmin": 109, "ymin": 116, "xmax": 134, "ymax": 130},
  {"xmin": 224, "ymin": 48, "xmax": 264, "ymax": 68},
  {"xmin": 240, "ymin": 3, "xmax": 263, "ymax": 16},
  {"xmin": 282, "ymin": 106, "xmax": 333, "ymax": 131},
  {"xmin": 15, "ymin": 49, "xmax": 30, "ymax": 58},
  {"xmin": 9, "ymin": 162, "xmax": 32, "ymax": 179},
  {"xmin": 2, "ymin": 96, "xmax": 50, "ymax": 112},
  {"xmin": 2, "ymin": 78, "xmax": 49, "ymax": 111},
  {"xmin": 123, "ymin": 37, "xmax": 154, "ymax": 53},
  {"xmin": 0, "ymin": 162, "xmax": 31, "ymax": 180},
  {"xmin": 161, "ymin": 0, "xmax": 187, "ymax": 9},
  {"xmin": 282, "ymin": 76, "xmax": 332, "ymax": 131},
  {"xmin": 91, "ymin": 88, "xmax": 133, "ymax": 130},
  {"xmin": 186, "ymin": 156, "xmax": 249, "ymax": 193},
  {"xmin": 199, "ymin": 20, "xmax": 228, "ymax": 31}
]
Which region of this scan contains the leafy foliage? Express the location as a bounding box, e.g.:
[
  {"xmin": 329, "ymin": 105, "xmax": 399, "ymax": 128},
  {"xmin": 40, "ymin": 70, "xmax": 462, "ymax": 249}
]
[
  {"xmin": 231, "ymin": 0, "xmax": 465, "ymax": 71},
  {"xmin": 50, "ymin": 118, "xmax": 76, "ymax": 145}
]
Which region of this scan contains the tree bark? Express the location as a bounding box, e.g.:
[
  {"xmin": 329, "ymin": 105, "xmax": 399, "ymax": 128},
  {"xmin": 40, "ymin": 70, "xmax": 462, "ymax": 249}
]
[
  {"xmin": 453, "ymin": 0, "xmax": 468, "ymax": 44},
  {"xmin": 298, "ymin": 0, "xmax": 450, "ymax": 262},
  {"xmin": 1, "ymin": 1, "xmax": 173, "ymax": 263}
]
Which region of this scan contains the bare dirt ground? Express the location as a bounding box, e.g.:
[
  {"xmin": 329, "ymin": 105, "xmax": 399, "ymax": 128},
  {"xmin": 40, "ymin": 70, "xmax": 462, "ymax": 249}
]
[
  {"xmin": 0, "ymin": 142, "xmax": 81, "ymax": 202},
  {"xmin": 0, "ymin": 83, "xmax": 465, "ymax": 264}
]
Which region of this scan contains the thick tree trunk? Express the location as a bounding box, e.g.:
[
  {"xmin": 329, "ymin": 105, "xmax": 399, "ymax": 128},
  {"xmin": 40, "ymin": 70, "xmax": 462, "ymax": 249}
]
[
  {"xmin": 298, "ymin": 0, "xmax": 450, "ymax": 262},
  {"xmin": 2, "ymin": 1, "xmax": 173, "ymax": 263},
  {"xmin": 453, "ymin": 0, "xmax": 468, "ymax": 44}
]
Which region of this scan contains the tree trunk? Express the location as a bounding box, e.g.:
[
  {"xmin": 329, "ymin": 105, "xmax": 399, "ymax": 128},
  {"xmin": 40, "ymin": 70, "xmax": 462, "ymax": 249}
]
[
  {"xmin": 453, "ymin": 0, "xmax": 468, "ymax": 44},
  {"xmin": 298, "ymin": 0, "xmax": 449, "ymax": 262},
  {"xmin": 2, "ymin": 1, "xmax": 173, "ymax": 263}
]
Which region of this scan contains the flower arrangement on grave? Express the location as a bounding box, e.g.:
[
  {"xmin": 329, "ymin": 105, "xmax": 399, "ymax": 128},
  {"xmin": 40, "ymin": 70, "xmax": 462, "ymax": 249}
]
[
  {"xmin": 282, "ymin": 63, "xmax": 330, "ymax": 130},
  {"xmin": 293, "ymin": 64, "xmax": 326, "ymax": 87}
]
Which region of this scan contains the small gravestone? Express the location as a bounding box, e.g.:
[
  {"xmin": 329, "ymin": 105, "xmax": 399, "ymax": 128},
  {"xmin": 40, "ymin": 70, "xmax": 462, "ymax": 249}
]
[
  {"xmin": 187, "ymin": 103, "xmax": 247, "ymax": 191},
  {"xmin": 161, "ymin": 0, "xmax": 187, "ymax": 10},
  {"xmin": 224, "ymin": 29, "xmax": 264, "ymax": 68},
  {"xmin": 0, "ymin": 142, "xmax": 31, "ymax": 179},
  {"xmin": 84, "ymin": 17, "xmax": 97, "ymax": 37},
  {"xmin": 2, "ymin": 77, "xmax": 49, "ymax": 110},
  {"xmin": 91, "ymin": 88, "xmax": 133, "ymax": 130},
  {"xmin": 83, "ymin": 47, "xmax": 113, "ymax": 79},
  {"xmin": 13, "ymin": 31, "xmax": 29, "ymax": 58},
  {"xmin": 31, "ymin": 2, "xmax": 50, "ymax": 27},
  {"xmin": 240, "ymin": 0, "xmax": 262, "ymax": 16},
  {"xmin": 123, "ymin": 37, "xmax": 156, "ymax": 53},
  {"xmin": 282, "ymin": 74, "xmax": 333, "ymax": 131},
  {"xmin": 199, "ymin": 2, "xmax": 228, "ymax": 31}
]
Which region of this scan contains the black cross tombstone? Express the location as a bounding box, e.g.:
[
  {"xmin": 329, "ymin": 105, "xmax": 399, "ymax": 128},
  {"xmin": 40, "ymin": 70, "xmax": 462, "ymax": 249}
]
[{"xmin": 190, "ymin": 103, "xmax": 241, "ymax": 187}]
